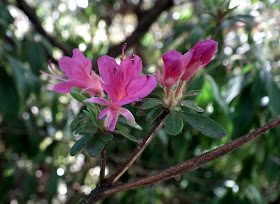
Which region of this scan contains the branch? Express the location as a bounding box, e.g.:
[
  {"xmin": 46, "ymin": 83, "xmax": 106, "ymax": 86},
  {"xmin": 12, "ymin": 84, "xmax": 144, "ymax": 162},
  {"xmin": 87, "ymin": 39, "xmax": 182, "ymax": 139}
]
[
  {"xmin": 106, "ymin": 111, "xmax": 169, "ymax": 186},
  {"xmin": 81, "ymin": 115, "xmax": 280, "ymax": 203},
  {"xmin": 15, "ymin": 0, "xmax": 72, "ymax": 56},
  {"xmin": 107, "ymin": 0, "xmax": 174, "ymax": 58},
  {"xmin": 99, "ymin": 143, "xmax": 108, "ymax": 186}
]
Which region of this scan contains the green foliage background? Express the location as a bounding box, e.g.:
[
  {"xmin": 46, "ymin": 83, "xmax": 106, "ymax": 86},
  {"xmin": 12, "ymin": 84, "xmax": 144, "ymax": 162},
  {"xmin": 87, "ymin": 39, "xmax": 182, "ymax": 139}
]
[{"xmin": 0, "ymin": 0, "xmax": 280, "ymax": 203}]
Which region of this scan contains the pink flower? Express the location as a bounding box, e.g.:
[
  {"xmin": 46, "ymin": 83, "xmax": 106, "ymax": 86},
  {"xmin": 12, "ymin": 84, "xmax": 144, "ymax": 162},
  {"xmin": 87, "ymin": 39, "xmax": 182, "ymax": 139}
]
[
  {"xmin": 41, "ymin": 49, "xmax": 104, "ymax": 97},
  {"xmin": 181, "ymin": 40, "xmax": 218, "ymax": 81},
  {"xmin": 85, "ymin": 44, "xmax": 157, "ymax": 131},
  {"xmin": 155, "ymin": 49, "xmax": 191, "ymax": 87},
  {"xmin": 155, "ymin": 40, "xmax": 218, "ymax": 86}
]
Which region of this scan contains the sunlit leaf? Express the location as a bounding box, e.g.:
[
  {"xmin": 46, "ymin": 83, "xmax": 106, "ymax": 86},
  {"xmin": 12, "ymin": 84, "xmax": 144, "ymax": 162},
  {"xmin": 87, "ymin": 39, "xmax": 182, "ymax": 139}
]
[
  {"xmin": 181, "ymin": 100, "xmax": 204, "ymax": 112},
  {"xmin": 185, "ymin": 90, "xmax": 202, "ymax": 97}
]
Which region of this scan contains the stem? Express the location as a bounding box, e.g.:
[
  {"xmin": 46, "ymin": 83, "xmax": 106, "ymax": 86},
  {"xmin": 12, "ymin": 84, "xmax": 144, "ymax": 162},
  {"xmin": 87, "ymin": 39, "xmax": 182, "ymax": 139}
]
[
  {"xmin": 183, "ymin": 76, "xmax": 195, "ymax": 94},
  {"xmin": 174, "ymin": 80, "xmax": 183, "ymax": 99},
  {"xmin": 106, "ymin": 111, "xmax": 169, "ymax": 186},
  {"xmin": 99, "ymin": 143, "xmax": 108, "ymax": 186},
  {"xmin": 81, "ymin": 115, "xmax": 280, "ymax": 203},
  {"xmin": 210, "ymin": 13, "xmax": 224, "ymax": 40}
]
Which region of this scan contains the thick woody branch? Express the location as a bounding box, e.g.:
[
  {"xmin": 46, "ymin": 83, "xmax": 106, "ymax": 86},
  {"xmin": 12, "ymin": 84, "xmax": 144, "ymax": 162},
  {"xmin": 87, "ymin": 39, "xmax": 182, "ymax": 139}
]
[
  {"xmin": 81, "ymin": 115, "xmax": 280, "ymax": 203},
  {"xmin": 15, "ymin": 0, "xmax": 72, "ymax": 56}
]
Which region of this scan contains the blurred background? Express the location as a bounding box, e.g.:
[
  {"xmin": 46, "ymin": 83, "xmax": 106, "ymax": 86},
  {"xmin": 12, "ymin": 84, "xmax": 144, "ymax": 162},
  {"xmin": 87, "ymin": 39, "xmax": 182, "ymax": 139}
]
[{"xmin": 0, "ymin": 0, "xmax": 280, "ymax": 203}]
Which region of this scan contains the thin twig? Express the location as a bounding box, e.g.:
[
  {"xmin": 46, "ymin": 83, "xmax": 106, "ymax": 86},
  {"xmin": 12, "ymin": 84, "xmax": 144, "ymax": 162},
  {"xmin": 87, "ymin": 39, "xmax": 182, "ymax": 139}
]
[
  {"xmin": 81, "ymin": 115, "xmax": 280, "ymax": 203},
  {"xmin": 99, "ymin": 143, "xmax": 108, "ymax": 186},
  {"xmin": 105, "ymin": 111, "xmax": 169, "ymax": 186}
]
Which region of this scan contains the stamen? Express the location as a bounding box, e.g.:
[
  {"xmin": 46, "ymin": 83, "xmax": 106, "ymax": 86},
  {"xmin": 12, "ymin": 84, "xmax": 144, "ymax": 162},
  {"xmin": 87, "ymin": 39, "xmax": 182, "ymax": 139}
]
[
  {"xmin": 48, "ymin": 60, "xmax": 65, "ymax": 76},
  {"xmin": 114, "ymin": 67, "xmax": 118, "ymax": 72},
  {"xmin": 121, "ymin": 43, "xmax": 127, "ymax": 61},
  {"xmin": 40, "ymin": 70, "xmax": 67, "ymax": 81},
  {"xmin": 131, "ymin": 58, "xmax": 135, "ymax": 64},
  {"xmin": 146, "ymin": 75, "xmax": 150, "ymax": 79}
]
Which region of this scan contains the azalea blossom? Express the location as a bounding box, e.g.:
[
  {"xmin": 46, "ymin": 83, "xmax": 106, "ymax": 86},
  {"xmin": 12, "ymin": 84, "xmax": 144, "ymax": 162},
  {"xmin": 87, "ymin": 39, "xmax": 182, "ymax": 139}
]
[
  {"xmin": 155, "ymin": 40, "xmax": 218, "ymax": 86},
  {"xmin": 181, "ymin": 40, "xmax": 218, "ymax": 81},
  {"xmin": 41, "ymin": 49, "xmax": 104, "ymax": 97},
  {"xmin": 85, "ymin": 44, "xmax": 157, "ymax": 131}
]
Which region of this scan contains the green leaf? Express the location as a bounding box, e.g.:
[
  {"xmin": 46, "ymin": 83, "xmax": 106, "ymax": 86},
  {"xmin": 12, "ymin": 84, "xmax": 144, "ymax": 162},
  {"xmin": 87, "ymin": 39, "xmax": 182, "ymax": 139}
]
[
  {"xmin": 113, "ymin": 134, "xmax": 126, "ymax": 143},
  {"xmin": 206, "ymin": 74, "xmax": 229, "ymax": 115},
  {"xmin": 71, "ymin": 87, "xmax": 82, "ymax": 93},
  {"xmin": 70, "ymin": 135, "xmax": 91, "ymax": 156},
  {"xmin": 181, "ymin": 100, "xmax": 204, "ymax": 112},
  {"xmin": 26, "ymin": 42, "xmax": 45, "ymax": 76},
  {"xmin": 136, "ymin": 108, "xmax": 150, "ymax": 116},
  {"xmin": 185, "ymin": 90, "xmax": 202, "ymax": 97},
  {"xmin": 70, "ymin": 114, "xmax": 86, "ymax": 130},
  {"xmin": 180, "ymin": 112, "xmax": 227, "ymax": 139},
  {"xmin": 70, "ymin": 91, "xmax": 88, "ymax": 103},
  {"xmin": 81, "ymin": 122, "xmax": 97, "ymax": 134},
  {"xmin": 101, "ymin": 132, "xmax": 113, "ymax": 141},
  {"xmin": 119, "ymin": 115, "xmax": 143, "ymax": 130},
  {"xmin": 222, "ymin": 75, "xmax": 243, "ymax": 104},
  {"xmin": 146, "ymin": 108, "xmax": 165, "ymax": 125},
  {"xmin": 0, "ymin": 68, "xmax": 19, "ymax": 121},
  {"xmin": 165, "ymin": 112, "xmax": 183, "ymax": 135},
  {"xmin": 7, "ymin": 56, "xmax": 30, "ymax": 99},
  {"xmin": 83, "ymin": 110, "xmax": 97, "ymax": 124},
  {"xmin": 113, "ymin": 130, "xmax": 138, "ymax": 142},
  {"xmin": 142, "ymin": 99, "xmax": 163, "ymax": 109},
  {"xmin": 87, "ymin": 138, "xmax": 105, "ymax": 157},
  {"xmin": 264, "ymin": 71, "xmax": 280, "ymax": 117},
  {"xmin": 116, "ymin": 124, "xmax": 130, "ymax": 133}
]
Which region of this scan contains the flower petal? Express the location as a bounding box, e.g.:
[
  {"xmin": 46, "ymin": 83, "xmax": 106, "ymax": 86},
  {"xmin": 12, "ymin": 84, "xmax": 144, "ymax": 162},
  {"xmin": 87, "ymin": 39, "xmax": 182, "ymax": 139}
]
[
  {"xmin": 58, "ymin": 49, "xmax": 92, "ymax": 82},
  {"xmin": 127, "ymin": 74, "xmax": 157, "ymax": 98},
  {"xmin": 162, "ymin": 49, "xmax": 184, "ymax": 80},
  {"xmin": 121, "ymin": 55, "xmax": 142, "ymax": 82},
  {"xmin": 54, "ymin": 81, "xmax": 80, "ymax": 93},
  {"xmin": 115, "ymin": 74, "xmax": 157, "ymax": 105},
  {"xmin": 188, "ymin": 40, "xmax": 218, "ymax": 68},
  {"xmin": 104, "ymin": 109, "xmax": 118, "ymax": 131},
  {"xmin": 97, "ymin": 55, "xmax": 120, "ymax": 86},
  {"xmin": 84, "ymin": 97, "xmax": 110, "ymax": 106},
  {"xmin": 119, "ymin": 108, "xmax": 136, "ymax": 124},
  {"xmin": 181, "ymin": 60, "xmax": 202, "ymax": 81},
  {"xmin": 98, "ymin": 107, "xmax": 109, "ymax": 119},
  {"xmin": 155, "ymin": 68, "xmax": 162, "ymax": 84}
]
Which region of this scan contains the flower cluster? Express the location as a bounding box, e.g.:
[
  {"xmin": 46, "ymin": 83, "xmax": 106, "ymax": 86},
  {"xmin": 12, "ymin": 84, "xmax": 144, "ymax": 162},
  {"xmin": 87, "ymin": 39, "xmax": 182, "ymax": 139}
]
[
  {"xmin": 85, "ymin": 44, "xmax": 157, "ymax": 131},
  {"xmin": 155, "ymin": 40, "xmax": 218, "ymax": 106},
  {"xmin": 42, "ymin": 40, "xmax": 217, "ymax": 131}
]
